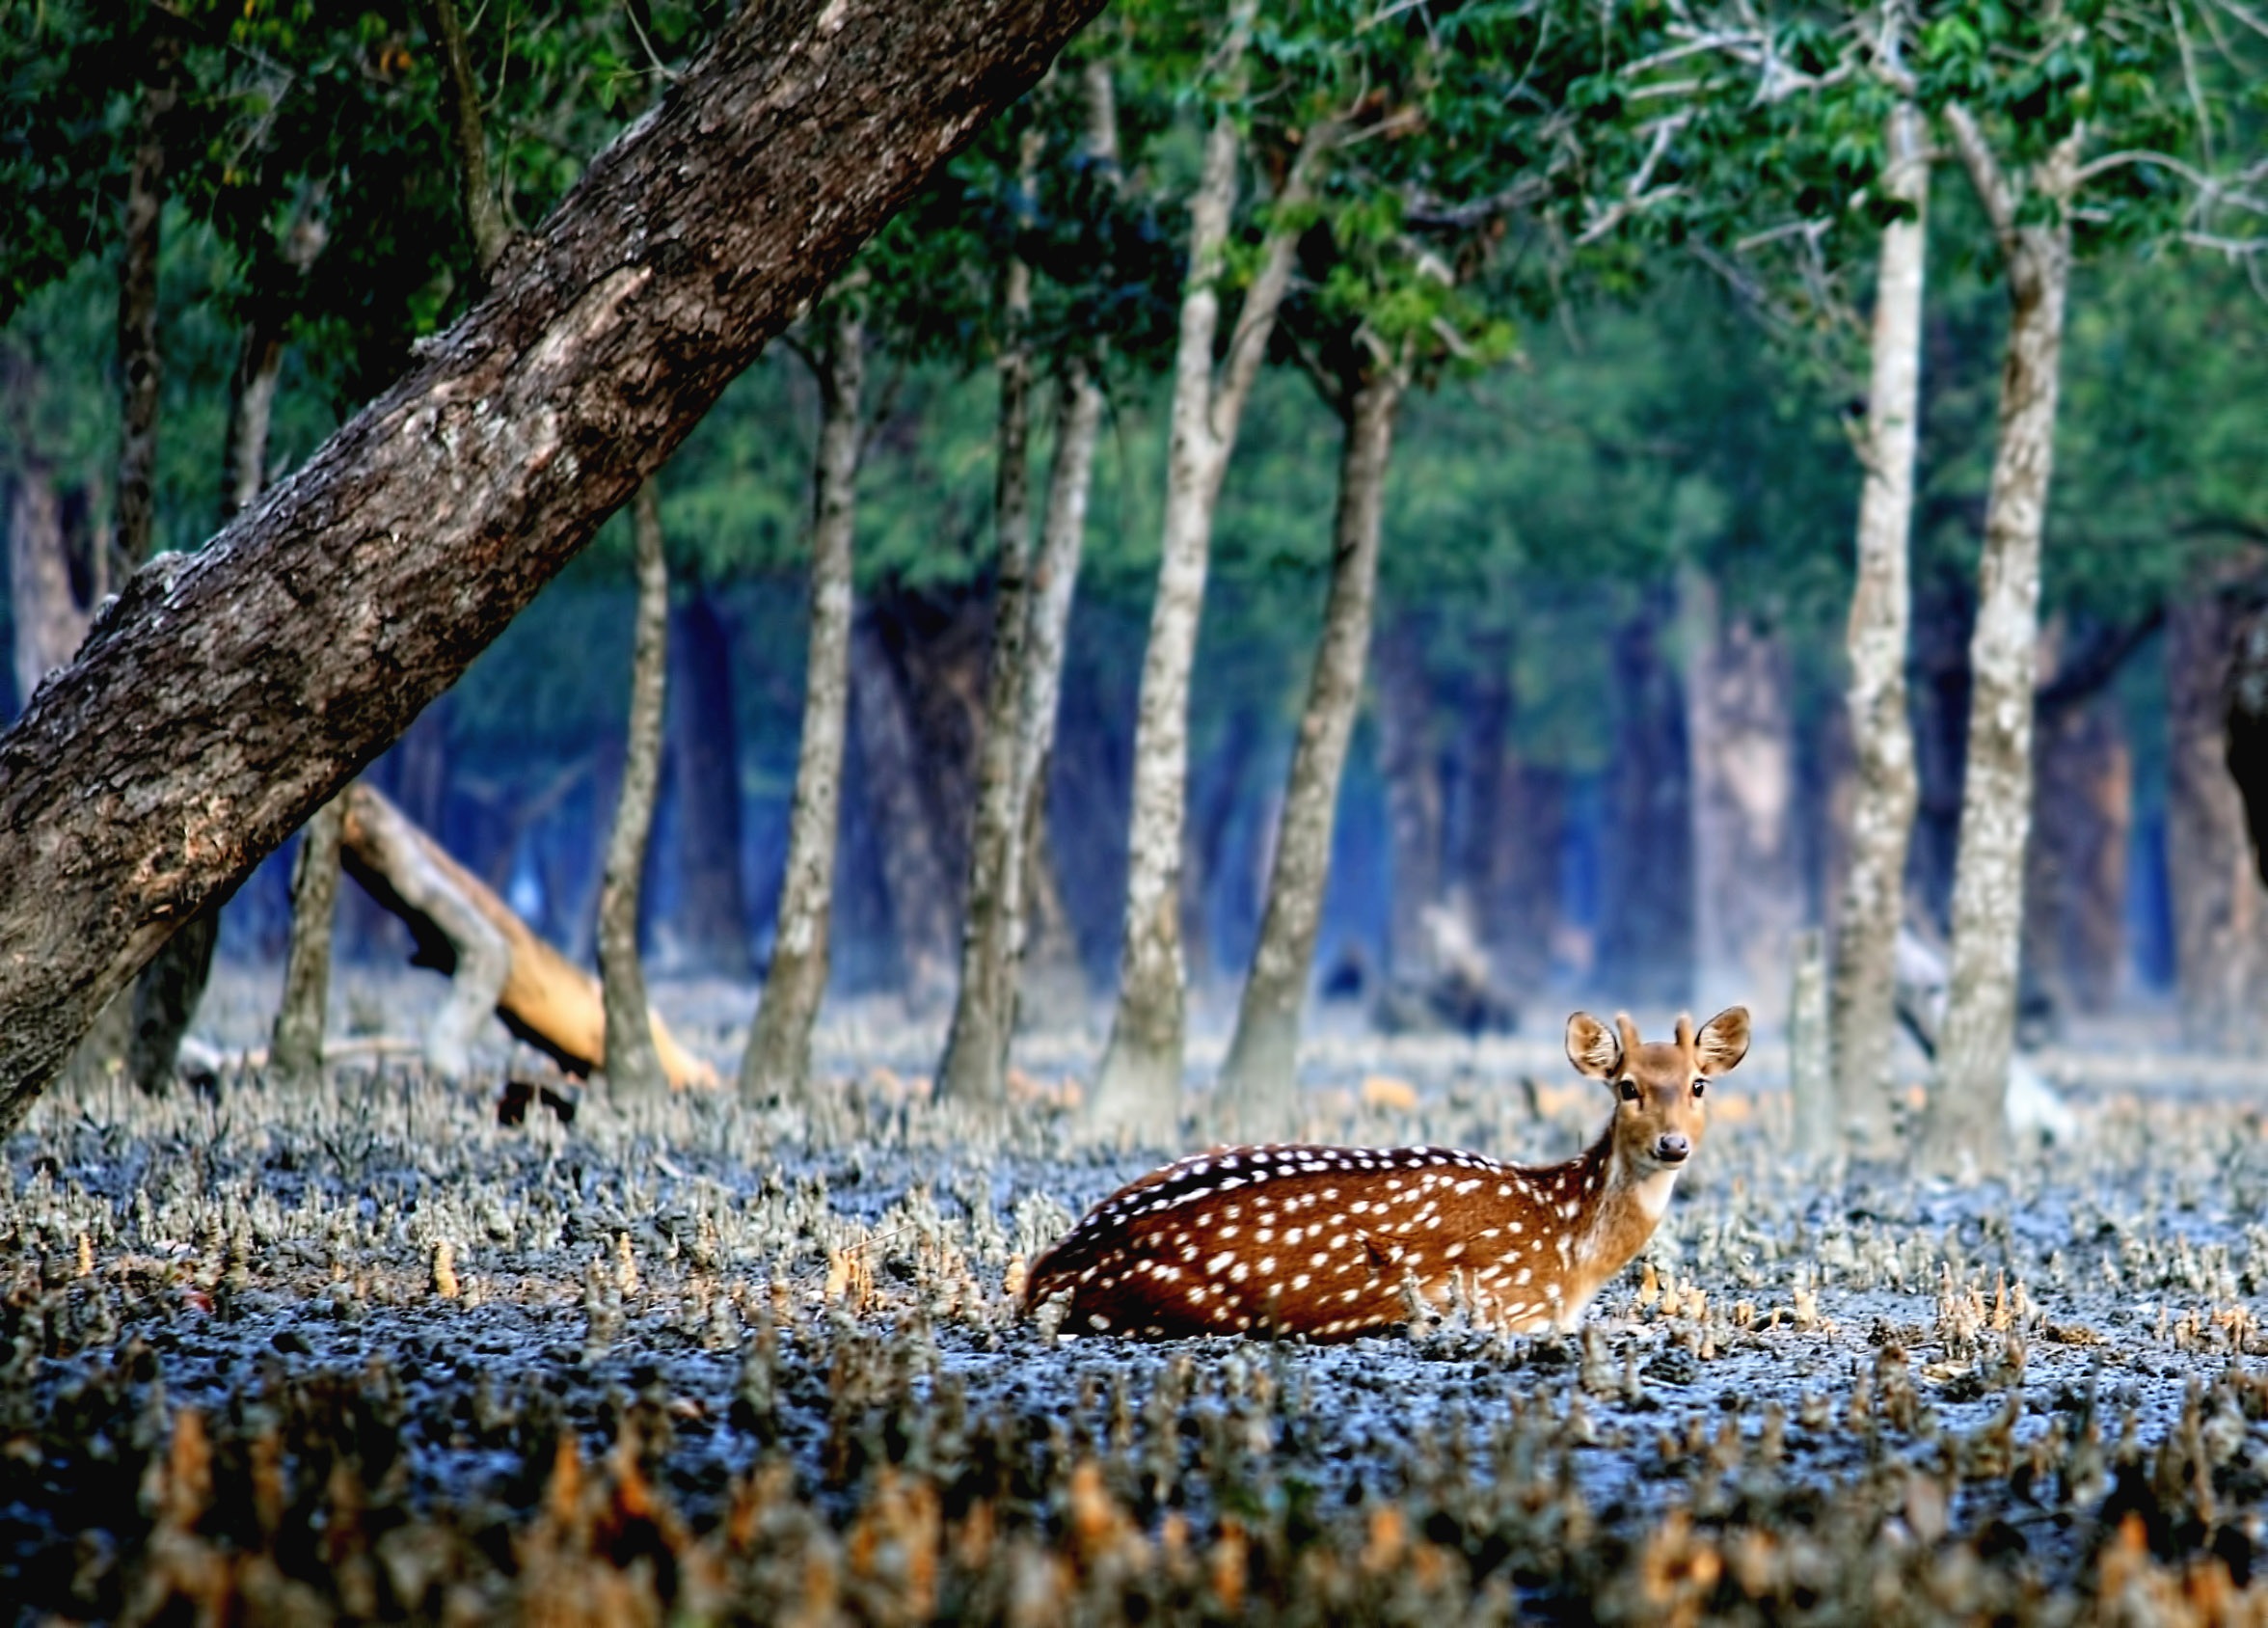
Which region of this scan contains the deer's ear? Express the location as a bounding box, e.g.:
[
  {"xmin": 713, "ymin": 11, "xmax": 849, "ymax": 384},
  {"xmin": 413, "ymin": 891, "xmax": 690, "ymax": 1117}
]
[
  {"xmin": 1565, "ymin": 1012, "xmax": 1622, "ymax": 1080},
  {"xmin": 1695, "ymin": 1006, "xmax": 1751, "ymax": 1076}
]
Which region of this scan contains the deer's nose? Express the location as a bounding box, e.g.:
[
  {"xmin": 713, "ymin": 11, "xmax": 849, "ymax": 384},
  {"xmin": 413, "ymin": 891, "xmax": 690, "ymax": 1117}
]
[{"xmin": 1654, "ymin": 1133, "xmax": 1690, "ymax": 1164}]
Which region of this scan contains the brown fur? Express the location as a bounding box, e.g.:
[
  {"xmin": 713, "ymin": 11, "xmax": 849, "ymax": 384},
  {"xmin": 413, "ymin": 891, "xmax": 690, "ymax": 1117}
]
[{"xmin": 1026, "ymin": 1007, "xmax": 1750, "ymax": 1342}]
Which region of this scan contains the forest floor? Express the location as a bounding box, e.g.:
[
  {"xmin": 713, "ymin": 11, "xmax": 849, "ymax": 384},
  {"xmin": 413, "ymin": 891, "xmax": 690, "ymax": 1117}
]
[{"xmin": 6, "ymin": 966, "xmax": 2268, "ymax": 1625}]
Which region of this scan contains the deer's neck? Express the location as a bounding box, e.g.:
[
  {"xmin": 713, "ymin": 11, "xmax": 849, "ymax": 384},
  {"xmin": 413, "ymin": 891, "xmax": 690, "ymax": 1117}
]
[{"xmin": 1576, "ymin": 1126, "xmax": 1682, "ymax": 1259}]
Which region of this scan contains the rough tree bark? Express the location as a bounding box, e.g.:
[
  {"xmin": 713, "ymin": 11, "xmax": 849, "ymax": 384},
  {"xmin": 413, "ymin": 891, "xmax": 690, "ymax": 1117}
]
[
  {"xmin": 2167, "ymin": 586, "xmax": 2268, "ymax": 1048},
  {"xmin": 1685, "ymin": 572, "xmax": 1800, "ymax": 1022},
  {"xmin": 0, "ymin": 0, "xmax": 1108, "ymax": 1131},
  {"xmin": 1919, "ymin": 115, "xmax": 2080, "ymax": 1180},
  {"xmin": 937, "ymin": 126, "xmax": 1042, "ymax": 1111},
  {"xmin": 1087, "ymin": 12, "xmax": 1332, "ymax": 1140},
  {"xmin": 1828, "ymin": 97, "xmax": 1928, "ymax": 1153},
  {"xmin": 668, "ymin": 592, "xmax": 754, "ymax": 977},
  {"xmin": 1217, "ymin": 359, "xmax": 1404, "ymax": 1139},
  {"xmin": 741, "ymin": 306, "xmax": 864, "ymax": 1106},
  {"xmin": 599, "ymin": 478, "xmax": 670, "ymax": 1095}
]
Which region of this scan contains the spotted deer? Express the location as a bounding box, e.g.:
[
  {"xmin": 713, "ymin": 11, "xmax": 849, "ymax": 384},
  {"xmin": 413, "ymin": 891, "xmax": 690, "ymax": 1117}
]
[{"xmin": 1026, "ymin": 1007, "xmax": 1749, "ymax": 1342}]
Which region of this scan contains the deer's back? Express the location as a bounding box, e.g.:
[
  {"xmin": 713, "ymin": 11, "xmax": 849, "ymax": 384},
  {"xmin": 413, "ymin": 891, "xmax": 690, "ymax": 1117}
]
[{"xmin": 1025, "ymin": 1143, "xmax": 1586, "ymax": 1342}]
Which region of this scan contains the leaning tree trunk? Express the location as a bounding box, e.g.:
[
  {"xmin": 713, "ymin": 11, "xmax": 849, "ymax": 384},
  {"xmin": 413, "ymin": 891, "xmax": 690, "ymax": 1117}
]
[
  {"xmin": 741, "ymin": 308, "xmax": 864, "ymax": 1105},
  {"xmin": 1919, "ymin": 121, "xmax": 2077, "ymax": 1180},
  {"xmin": 1685, "ymin": 572, "xmax": 1801, "ymax": 1022},
  {"xmin": 937, "ymin": 137, "xmax": 1040, "ymax": 1111},
  {"xmin": 2167, "ymin": 586, "xmax": 2268, "ymax": 1048},
  {"xmin": 1217, "ymin": 362, "xmax": 1402, "ymax": 1139},
  {"xmin": 1828, "ymin": 97, "xmax": 1928, "ymax": 1153},
  {"xmin": 1086, "ymin": 43, "xmax": 1328, "ymax": 1140},
  {"xmin": 0, "ymin": 0, "xmax": 1106, "ymax": 1131},
  {"xmin": 600, "ymin": 478, "xmax": 671, "ymax": 1095}
]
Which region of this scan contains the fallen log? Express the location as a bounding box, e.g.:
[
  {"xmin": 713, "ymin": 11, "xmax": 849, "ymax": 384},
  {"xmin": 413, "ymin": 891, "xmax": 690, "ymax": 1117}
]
[{"xmin": 338, "ymin": 782, "xmax": 716, "ymax": 1089}]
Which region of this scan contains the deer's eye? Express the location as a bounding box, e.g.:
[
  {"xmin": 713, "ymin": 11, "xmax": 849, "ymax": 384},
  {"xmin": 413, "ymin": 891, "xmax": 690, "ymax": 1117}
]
[
  {"xmin": 1617, "ymin": 1079, "xmax": 1640, "ymax": 1102},
  {"xmin": 1692, "ymin": 1078, "xmax": 1707, "ymax": 1099}
]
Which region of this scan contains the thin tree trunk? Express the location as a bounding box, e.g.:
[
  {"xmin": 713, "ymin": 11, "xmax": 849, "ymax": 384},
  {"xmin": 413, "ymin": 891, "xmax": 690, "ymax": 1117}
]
[
  {"xmin": 1087, "ymin": 25, "xmax": 1329, "ymax": 1138},
  {"xmin": 1374, "ymin": 611, "xmax": 1444, "ymax": 980},
  {"xmin": 2167, "ymin": 586, "xmax": 2268, "ymax": 1048},
  {"xmin": 600, "ymin": 478, "xmax": 671, "ymax": 1095},
  {"xmin": 426, "ymin": 0, "xmax": 510, "ymax": 280},
  {"xmin": 1685, "ymin": 571, "xmax": 1800, "ymax": 1021},
  {"xmin": 741, "ymin": 308, "xmax": 863, "ymax": 1105},
  {"xmin": 1218, "ymin": 363, "xmax": 1402, "ymax": 1139},
  {"xmin": 1829, "ymin": 98, "xmax": 1929, "ymax": 1153},
  {"xmin": 1920, "ymin": 119, "xmax": 2079, "ymax": 1180},
  {"xmin": 938, "ymin": 131, "xmax": 1042, "ymax": 1109},
  {"xmin": 268, "ymin": 796, "xmax": 343, "ymax": 1078},
  {"xmin": 668, "ymin": 592, "xmax": 755, "ymax": 977},
  {"xmin": 0, "ymin": 0, "xmax": 1102, "ymax": 1128},
  {"xmin": 114, "ymin": 45, "xmax": 180, "ymax": 572},
  {"xmin": 111, "ymin": 40, "xmax": 210, "ymax": 1094}
]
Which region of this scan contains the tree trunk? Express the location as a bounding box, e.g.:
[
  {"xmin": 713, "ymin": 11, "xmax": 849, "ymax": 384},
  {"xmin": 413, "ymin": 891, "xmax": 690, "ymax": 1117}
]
[
  {"xmin": 938, "ymin": 145, "xmax": 1041, "ymax": 1110},
  {"xmin": 1920, "ymin": 122, "xmax": 2078, "ymax": 1180},
  {"xmin": 600, "ymin": 478, "xmax": 671, "ymax": 1095},
  {"xmin": 2167, "ymin": 587, "xmax": 2268, "ymax": 1048},
  {"xmin": 426, "ymin": 0, "xmax": 510, "ymax": 280},
  {"xmin": 1087, "ymin": 35, "xmax": 1328, "ymax": 1139},
  {"xmin": 1829, "ymin": 99, "xmax": 1928, "ymax": 1152},
  {"xmin": 268, "ymin": 796, "xmax": 344, "ymax": 1079},
  {"xmin": 0, "ymin": 0, "xmax": 1106, "ymax": 1130},
  {"xmin": 114, "ymin": 44, "xmax": 180, "ymax": 571},
  {"xmin": 7, "ymin": 463, "xmax": 99, "ymax": 711},
  {"xmin": 668, "ymin": 592, "xmax": 755, "ymax": 977},
  {"xmin": 1014, "ymin": 361, "xmax": 1106, "ymax": 981},
  {"xmin": 1218, "ymin": 363, "xmax": 1402, "ymax": 1139},
  {"xmin": 742, "ymin": 307, "xmax": 864, "ymax": 1105},
  {"xmin": 1373, "ymin": 610, "xmax": 1444, "ymax": 981},
  {"xmin": 339, "ymin": 783, "xmax": 711, "ymax": 1084},
  {"xmin": 130, "ymin": 242, "xmax": 313, "ymax": 1095},
  {"xmin": 1685, "ymin": 572, "xmax": 1800, "ymax": 1021},
  {"xmin": 1596, "ymin": 583, "xmax": 1693, "ymax": 1004}
]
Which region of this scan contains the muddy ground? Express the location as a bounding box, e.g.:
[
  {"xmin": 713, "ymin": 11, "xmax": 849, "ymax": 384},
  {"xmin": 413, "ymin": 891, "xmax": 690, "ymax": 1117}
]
[{"xmin": 7, "ymin": 972, "xmax": 2268, "ymax": 1625}]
